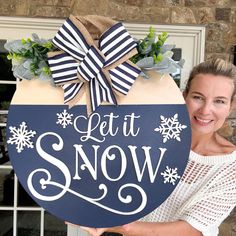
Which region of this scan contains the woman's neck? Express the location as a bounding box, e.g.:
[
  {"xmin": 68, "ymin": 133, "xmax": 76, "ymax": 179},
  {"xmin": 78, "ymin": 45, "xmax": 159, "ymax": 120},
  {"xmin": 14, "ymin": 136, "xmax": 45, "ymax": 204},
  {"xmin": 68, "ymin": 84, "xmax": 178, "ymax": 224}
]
[
  {"xmin": 191, "ymin": 132, "xmax": 214, "ymax": 155},
  {"xmin": 191, "ymin": 131, "xmax": 236, "ymax": 155}
]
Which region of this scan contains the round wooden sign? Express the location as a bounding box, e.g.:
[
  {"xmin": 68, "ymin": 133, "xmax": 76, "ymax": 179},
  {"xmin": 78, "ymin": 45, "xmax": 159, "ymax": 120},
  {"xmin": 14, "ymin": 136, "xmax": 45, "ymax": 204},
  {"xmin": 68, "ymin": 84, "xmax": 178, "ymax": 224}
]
[{"xmin": 6, "ymin": 72, "xmax": 191, "ymax": 227}]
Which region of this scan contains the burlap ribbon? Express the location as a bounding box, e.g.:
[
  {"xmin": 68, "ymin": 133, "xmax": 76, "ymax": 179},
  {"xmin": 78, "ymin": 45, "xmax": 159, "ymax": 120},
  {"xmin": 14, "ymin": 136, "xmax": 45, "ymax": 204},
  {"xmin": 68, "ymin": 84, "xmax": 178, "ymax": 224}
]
[{"xmin": 48, "ymin": 15, "xmax": 141, "ymax": 115}]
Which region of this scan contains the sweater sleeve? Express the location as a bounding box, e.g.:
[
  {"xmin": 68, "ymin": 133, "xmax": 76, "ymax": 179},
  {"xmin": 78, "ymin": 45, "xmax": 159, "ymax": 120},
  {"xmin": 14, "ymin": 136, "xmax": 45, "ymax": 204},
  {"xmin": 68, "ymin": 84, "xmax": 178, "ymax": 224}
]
[{"xmin": 177, "ymin": 161, "xmax": 236, "ymax": 235}]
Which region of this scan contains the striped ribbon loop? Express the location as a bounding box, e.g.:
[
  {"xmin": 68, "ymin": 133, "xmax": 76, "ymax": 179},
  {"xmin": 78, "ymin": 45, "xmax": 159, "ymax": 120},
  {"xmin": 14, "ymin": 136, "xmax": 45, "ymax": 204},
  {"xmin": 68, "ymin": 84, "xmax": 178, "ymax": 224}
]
[
  {"xmin": 99, "ymin": 22, "xmax": 137, "ymax": 67},
  {"xmin": 48, "ymin": 15, "xmax": 141, "ymax": 115}
]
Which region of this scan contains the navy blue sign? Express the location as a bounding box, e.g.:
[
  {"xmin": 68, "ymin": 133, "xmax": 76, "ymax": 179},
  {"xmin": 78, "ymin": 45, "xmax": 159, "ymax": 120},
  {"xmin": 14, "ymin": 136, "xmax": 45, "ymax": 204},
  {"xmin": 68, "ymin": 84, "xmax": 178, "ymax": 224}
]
[{"xmin": 7, "ymin": 104, "xmax": 191, "ymax": 227}]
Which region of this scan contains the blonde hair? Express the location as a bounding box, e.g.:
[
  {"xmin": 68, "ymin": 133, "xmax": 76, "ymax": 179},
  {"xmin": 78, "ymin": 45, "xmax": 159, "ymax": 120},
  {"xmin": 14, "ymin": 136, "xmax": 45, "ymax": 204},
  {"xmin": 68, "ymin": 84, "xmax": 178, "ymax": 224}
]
[{"xmin": 185, "ymin": 58, "xmax": 236, "ymax": 101}]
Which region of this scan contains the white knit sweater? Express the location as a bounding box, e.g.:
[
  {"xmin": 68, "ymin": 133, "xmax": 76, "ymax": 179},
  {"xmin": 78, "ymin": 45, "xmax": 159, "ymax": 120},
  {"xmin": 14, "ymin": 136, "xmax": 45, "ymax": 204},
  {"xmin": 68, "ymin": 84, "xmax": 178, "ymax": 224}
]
[{"xmin": 141, "ymin": 150, "xmax": 236, "ymax": 236}]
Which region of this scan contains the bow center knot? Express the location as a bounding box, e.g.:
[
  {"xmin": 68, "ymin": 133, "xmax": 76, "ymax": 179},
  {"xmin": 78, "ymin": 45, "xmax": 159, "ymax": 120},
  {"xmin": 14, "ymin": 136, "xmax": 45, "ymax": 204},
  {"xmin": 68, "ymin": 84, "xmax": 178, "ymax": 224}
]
[{"xmin": 77, "ymin": 46, "xmax": 105, "ymax": 82}]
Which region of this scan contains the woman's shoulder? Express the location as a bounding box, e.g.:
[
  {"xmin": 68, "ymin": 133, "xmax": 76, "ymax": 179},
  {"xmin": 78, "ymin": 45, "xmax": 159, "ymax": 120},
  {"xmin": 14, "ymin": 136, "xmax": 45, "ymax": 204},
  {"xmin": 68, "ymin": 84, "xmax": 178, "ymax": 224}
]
[{"xmin": 215, "ymin": 134, "xmax": 236, "ymax": 154}]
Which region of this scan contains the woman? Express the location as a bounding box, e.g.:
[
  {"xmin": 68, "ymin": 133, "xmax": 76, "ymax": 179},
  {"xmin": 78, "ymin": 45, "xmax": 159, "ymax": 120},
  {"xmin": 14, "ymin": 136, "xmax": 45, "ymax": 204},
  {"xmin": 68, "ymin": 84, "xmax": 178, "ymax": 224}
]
[{"xmin": 79, "ymin": 58, "xmax": 236, "ymax": 236}]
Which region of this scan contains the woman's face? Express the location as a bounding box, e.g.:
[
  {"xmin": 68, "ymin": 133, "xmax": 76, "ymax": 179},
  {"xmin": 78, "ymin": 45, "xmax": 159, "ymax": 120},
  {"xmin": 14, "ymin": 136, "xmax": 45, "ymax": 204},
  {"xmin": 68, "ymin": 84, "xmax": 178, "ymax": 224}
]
[{"xmin": 184, "ymin": 73, "xmax": 234, "ymax": 136}]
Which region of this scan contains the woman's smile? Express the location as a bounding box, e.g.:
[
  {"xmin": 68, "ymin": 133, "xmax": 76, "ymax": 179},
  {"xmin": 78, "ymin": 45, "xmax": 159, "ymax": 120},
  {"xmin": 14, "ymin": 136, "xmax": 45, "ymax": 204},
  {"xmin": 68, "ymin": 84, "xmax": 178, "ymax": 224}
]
[{"xmin": 193, "ymin": 116, "xmax": 213, "ymax": 125}]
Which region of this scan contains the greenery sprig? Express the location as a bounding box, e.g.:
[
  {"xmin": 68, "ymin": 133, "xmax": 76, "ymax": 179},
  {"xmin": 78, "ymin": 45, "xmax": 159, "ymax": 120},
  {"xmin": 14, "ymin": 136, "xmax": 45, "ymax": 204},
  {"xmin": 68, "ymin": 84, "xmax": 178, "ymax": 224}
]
[
  {"xmin": 130, "ymin": 27, "xmax": 168, "ymax": 64},
  {"xmin": 5, "ymin": 33, "xmax": 57, "ymax": 81},
  {"xmin": 130, "ymin": 27, "xmax": 185, "ymax": 79}
]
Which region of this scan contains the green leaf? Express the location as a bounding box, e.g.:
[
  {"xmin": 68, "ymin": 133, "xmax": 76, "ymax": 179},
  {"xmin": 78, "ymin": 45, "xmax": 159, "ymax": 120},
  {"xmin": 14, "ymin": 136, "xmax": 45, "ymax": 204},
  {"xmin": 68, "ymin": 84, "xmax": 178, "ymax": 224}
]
[{"xmin": 147, "ymin": 26, "xmax": 155, "ymax": 39}]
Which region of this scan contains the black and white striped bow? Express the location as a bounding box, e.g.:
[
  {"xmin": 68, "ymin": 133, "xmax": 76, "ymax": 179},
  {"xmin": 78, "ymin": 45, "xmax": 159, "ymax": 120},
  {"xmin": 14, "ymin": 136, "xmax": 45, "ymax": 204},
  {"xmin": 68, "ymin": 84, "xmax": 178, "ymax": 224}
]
[{"xmin": 48, "ymin": 15, "xmax": 140, "ymax": 115}]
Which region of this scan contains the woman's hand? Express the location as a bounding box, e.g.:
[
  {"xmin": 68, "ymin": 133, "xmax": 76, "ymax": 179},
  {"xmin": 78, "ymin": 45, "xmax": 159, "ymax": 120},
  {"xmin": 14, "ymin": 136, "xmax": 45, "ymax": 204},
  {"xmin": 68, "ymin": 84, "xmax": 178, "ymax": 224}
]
[
  {"xmin": 80, "ymin": 226, "xmax": 108, "ymax": 236},
  {"xmin": 65, "ymin": 221, "xmax": 135, "ymax": 236},
  {"xmin": 65, "ymin": 222, "xmax": 108, "ymax": 236}
]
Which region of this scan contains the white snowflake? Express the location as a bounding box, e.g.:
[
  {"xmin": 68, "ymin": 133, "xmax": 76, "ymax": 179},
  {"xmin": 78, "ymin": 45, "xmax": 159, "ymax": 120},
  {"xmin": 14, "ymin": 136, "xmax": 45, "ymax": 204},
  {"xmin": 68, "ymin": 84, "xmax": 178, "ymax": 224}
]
[
  {"xmin": 154, "ymin": 113, "xmax": 187, "ymax": 143},
  {"xmin": 7, "ymin": 122, "xmax": 36, "ymax": 153},
  {"xmin": 161, "ymin": 166, "xmax": 181, "ymax": 185},
  {"xmin": 56, "ymin": 109, "xmax": 73, "ymax": 128}
]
